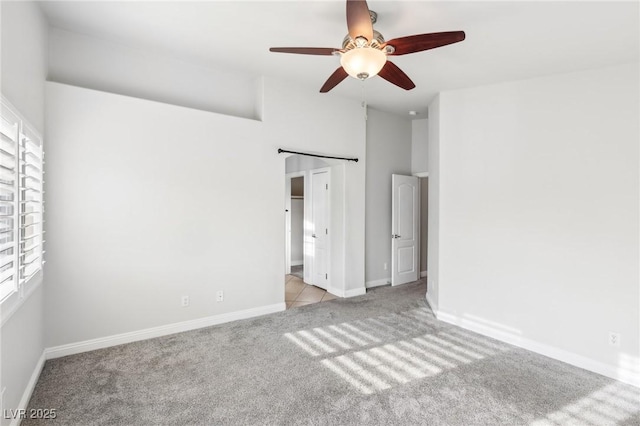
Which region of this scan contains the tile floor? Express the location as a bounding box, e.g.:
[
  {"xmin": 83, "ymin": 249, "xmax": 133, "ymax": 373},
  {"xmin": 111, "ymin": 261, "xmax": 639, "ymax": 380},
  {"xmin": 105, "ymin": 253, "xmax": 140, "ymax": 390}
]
[{"xmin": 285, "ymin": 274, "xmax": 339, "ymax": 309}]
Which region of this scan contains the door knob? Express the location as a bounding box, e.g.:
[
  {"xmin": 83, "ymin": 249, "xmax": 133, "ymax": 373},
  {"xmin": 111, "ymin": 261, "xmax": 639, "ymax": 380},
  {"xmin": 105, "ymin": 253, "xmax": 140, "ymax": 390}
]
[{"xmin": 312, "ymin": 234, "xmax": 317, "ymax": 238}]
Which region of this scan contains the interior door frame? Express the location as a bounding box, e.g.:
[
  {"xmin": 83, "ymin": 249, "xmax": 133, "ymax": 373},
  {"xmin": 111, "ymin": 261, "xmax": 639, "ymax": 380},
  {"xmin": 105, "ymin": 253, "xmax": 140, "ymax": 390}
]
[
  {"xmin": 285, "ymin": 171, "xmax": 305, "ymax": 275},
  {"xmin": 309, "ymin": 167, "xmax": 331, "ymax": 289},
  {"xmin": 413, "ymin": 172, "xmax": 428, "ymax": 279}
]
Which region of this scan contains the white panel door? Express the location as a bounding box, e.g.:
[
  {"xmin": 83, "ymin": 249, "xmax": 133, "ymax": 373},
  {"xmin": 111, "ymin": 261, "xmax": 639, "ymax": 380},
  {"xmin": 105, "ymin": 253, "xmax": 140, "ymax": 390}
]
[
  {"xmin": 311, "ymin": 170, "xmax": 329, "ymax": 289},
  {"xmin": 392, "ymin": 174, "xmax": 419, "ymax": 286}
]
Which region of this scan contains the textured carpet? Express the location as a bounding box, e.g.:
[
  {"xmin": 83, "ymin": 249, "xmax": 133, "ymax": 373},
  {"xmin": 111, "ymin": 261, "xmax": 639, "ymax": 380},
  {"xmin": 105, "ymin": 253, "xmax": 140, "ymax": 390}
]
[{"xmin": 25, "ymin": 280, "xmax": 640, "ymax": 425}]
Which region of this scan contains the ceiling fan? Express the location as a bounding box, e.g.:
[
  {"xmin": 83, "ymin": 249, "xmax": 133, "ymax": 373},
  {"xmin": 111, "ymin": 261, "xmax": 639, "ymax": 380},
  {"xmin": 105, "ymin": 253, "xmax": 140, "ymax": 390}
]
[{"xmin": 269, "ymin": 0, "xmax": 465, "ymax": 93}]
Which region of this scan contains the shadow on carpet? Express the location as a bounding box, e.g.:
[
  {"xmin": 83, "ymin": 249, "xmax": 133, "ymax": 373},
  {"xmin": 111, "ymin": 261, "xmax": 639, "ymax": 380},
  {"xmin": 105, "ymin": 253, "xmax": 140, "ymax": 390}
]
[{"xmin": 24, "ymin": 280, "xmax": 640, "ymax": 425}]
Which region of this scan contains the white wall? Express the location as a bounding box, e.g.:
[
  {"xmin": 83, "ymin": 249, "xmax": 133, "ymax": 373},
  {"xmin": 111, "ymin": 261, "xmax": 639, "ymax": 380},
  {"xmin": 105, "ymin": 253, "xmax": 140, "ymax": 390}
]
[
  {"xmin": 0, "ymin": 1, "xmax": 48, "ymax": 422},
  {"xmin": 430, "ymin": 63, "xmax": 640, "ymax": 385},
  {"xmin": 44, "ymin": 75, "xmax": 365, "ymax": 347},
  {"xmin": 48, "ymin": 28, "xmax": 259, "ymax": 120},
  {"xmin": 1, "ymin": 1, "xmax": 48, "ymax": 130},
  {"xmin": 0, "ymin": 284, "xmax": 44, "ymax": 425},
  {"xmin": 45, "ymin": 83, "xmax": 267, "ymax": 345},
  {"xmin": 365, "ymin": 108, "xmax": 412, "ymax": 287},
  {"xmin": 411, "ymin": 119, "xmax": 428, "ymax": 174}
]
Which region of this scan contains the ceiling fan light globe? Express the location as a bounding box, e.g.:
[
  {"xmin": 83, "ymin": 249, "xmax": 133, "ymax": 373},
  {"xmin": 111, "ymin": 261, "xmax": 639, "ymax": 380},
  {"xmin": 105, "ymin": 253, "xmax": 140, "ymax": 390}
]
[{"xmin": 340, "ymin": 47, "xmax": 387, "ymax": 80}]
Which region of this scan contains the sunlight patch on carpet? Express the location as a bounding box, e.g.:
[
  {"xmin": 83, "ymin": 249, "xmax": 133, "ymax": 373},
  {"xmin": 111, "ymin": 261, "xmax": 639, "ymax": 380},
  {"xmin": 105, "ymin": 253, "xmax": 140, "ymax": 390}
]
[
  {"xmin": 530, "ymin": 382, "xmax": 640, "ymax": 426},
  {"xmin": 284, "ymin": 307, "xmax": 512, "ymax": 394}
]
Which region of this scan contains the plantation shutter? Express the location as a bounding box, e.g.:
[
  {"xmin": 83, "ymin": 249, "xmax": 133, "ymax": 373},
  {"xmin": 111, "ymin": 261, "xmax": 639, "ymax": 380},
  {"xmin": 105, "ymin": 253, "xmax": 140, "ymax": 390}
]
[
  {"xmin": 0, "ymin": 105, "xmax": 19, "ymax": 301},
  {"xmin": 19, "ymin": 124, "xmax": 44, "ymax": 284},
  {"xmin": 0, "ymin": 97, "xmax": 45, "ymax": 303}
]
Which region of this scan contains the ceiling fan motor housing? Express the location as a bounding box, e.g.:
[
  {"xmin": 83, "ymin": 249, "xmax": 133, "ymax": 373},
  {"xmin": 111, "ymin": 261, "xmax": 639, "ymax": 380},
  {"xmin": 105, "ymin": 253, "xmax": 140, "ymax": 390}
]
[{"xmin": 341, "ymin": 30, "xmax": 385, "ymax": 51}]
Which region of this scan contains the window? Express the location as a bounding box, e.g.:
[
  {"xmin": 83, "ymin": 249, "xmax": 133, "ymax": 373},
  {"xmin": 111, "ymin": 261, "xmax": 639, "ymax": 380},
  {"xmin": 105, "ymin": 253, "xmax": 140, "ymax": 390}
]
[{"xmin": 0, "ymin": 98, "xmax": 44, "ymax": 303}]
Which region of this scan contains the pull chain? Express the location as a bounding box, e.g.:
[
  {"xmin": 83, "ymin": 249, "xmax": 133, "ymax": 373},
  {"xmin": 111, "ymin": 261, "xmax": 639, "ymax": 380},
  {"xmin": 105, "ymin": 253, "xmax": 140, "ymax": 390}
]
[{"xmin": 361, "ymin": 79, "xmax": 368, "ymax": 120}]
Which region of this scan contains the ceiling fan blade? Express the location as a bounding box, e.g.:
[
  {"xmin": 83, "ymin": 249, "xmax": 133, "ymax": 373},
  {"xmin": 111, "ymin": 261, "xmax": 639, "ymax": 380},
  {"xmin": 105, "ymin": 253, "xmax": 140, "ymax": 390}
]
[
  {"xmin": 378, "ymin": 61, "xmax": 416, "ymax": 90},
  {"xmin": 385, "ymin": 31, "xmax": 466, "ymax": 56},
  {"xmin": 320, "ymin": 67, "xmax": 349, "ymax": 93},
  {"xmin": 269, "ymin": 47, "xmax": 339, "ymax": 55},
  {"xmin": 346, "ymin": 0, "xmax": 373, "ymax": 42}
]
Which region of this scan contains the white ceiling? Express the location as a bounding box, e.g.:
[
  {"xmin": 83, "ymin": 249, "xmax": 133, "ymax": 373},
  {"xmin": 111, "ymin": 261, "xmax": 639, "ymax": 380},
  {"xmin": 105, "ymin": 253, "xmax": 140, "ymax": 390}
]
[{"xmin": 39, "ymin": 1, "xmax": 639, "ymax": 116}]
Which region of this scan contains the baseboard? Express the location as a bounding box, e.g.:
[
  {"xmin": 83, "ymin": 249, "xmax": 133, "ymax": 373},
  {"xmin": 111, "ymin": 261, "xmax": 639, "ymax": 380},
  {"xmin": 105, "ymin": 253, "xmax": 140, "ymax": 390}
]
[
  {"xmin": 327, "ymin": 285, "xmax": 341, "ymax": 298},
  {"xmin": 326, "ymin": 285, "xmax": 366, "ymax": 298},
  {"xmin": 365, "ymin": 278, "xmax": 390, "ymax": 289},
  {"xmin": 344, "ymin": 287, "xmax": 367, "ymax": 298},
  {"xmin": 435, "ymin": 309, "xmax": 640, "ymax": 389},
  {"xmin": 45, "ymin": 303, "xmax": 286, "ymax": 360},
  {"xmin": 10, "ymin": 351, "xmax": 46, "ymax": 426},
  {"xmin": 291, "ymin": 260, "xmax": 303, "ymax": 266},
  {"xmin": 420, "ymin": 270, "xmax": 428, "ymax": 278},
  {"xmin": 424, "ymin": 291, "xmax": 437, "ymax": 314}
]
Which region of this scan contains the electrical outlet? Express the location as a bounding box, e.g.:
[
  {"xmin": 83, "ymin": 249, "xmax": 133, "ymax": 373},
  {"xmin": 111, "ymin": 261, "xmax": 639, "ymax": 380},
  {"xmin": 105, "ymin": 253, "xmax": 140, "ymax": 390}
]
[
  {"xmin": 609, "ymin": 332, "xmax": 621, "ymax": 347},
  {"xmin": 181, "ymin": 296, "xmax": 189, "ymax": 307},
  {"xmin": 216, "ymin": 291, "xmax": 224, "ymax": 302},
  {"xmin": 383, "ymin": 262, "xmax": 388, "ymax": 270}
]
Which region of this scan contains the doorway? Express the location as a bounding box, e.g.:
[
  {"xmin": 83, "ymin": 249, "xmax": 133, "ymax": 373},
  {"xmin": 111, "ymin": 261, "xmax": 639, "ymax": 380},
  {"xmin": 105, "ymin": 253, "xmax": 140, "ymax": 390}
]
[
  {"xmin": 289, "ymin": 176, "xmax": 304, "ymax": 279},
  {"xmin": 284, "ymin": 156, "xmax": 341, "ymax": 308},
  {"xmin": 419, "ymin": 177, "xmax": 428, "ymax": 279},
  {"xmin": 285, "ymin": 171, "xmax": 304, "ymax": 276}
]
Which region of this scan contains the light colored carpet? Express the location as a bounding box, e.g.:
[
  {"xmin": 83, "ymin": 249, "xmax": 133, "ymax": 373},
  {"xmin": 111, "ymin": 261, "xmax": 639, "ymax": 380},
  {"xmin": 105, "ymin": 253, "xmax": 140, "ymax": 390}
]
[{"xmin": 25, "ymin": 281, "xmax": 640, "ymax": 425}]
